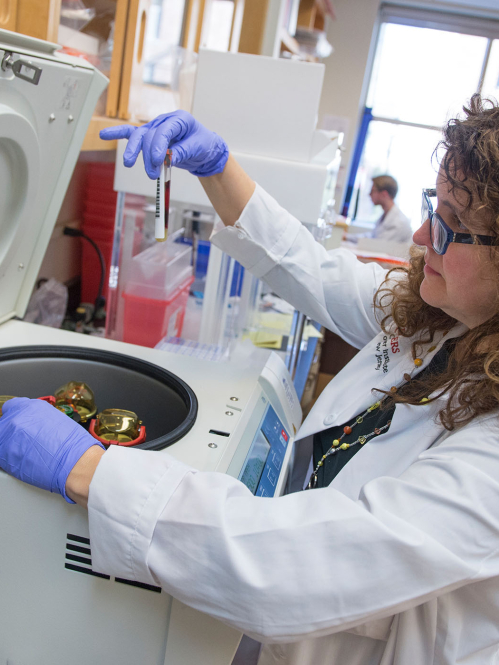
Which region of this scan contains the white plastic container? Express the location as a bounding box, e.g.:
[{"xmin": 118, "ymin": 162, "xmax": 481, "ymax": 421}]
[{"xmin": 124, "ymin": 231, "xmax": 193, "ymax": 300}]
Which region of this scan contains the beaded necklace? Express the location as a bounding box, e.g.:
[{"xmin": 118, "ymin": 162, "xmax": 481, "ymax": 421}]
[{"xmin": 306, "ymin": 340, "xmax": 441, "ymax": 490}]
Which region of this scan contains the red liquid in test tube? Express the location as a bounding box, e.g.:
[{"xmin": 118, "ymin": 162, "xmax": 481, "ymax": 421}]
[{"xmin": 155, "ymin": 149, "xmax": 172, "ymax": 242}]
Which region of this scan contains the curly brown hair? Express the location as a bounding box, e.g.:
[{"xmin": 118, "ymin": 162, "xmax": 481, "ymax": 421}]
[{"xmin": 374, "ymin": 94, "xmax": 499, "ymax": 430}]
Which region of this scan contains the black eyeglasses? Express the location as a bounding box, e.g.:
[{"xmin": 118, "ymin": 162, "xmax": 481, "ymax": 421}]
[{"xmin": 422, "ymin": 188, "xmax": 495, "ymax": 255}]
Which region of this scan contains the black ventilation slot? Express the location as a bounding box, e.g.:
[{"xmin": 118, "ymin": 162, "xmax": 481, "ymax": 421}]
[
  {"xmin": 65, "ymin": 533, "xmax": 109, "ymax": 580},
  {"xmin": 66, "ymin": 553, "xmax": 92, "ymax": 566},
  {"xmin": 65, "ymin": 563, "xmax": 110, "ymax": 580},
  {"xmin": 67, "ymin": 543, "xmax": 91, "ymax": 556},
  {"xmin": 67, "ymin": 533, "xmax": 90, "ymax": 545},
  {"xmin": 115, "ymin": 577, "xmax": 162, "ymax": 593},
  {"xmin": 209, "ymin": 429, "xmax": 230, "ymax": 437}
]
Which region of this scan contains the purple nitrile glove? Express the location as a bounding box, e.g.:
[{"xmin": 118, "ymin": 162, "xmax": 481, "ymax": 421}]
[
  {"xmin": 99, "ymin": 110, "xmax": 229, "ymax": 180},
  {"xmin": 0, "ymin": 398, "xmax": 105, "ymax": 504}
]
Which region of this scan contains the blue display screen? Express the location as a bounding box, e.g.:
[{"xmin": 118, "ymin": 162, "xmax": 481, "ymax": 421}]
[{"xmin": 239, "ymin": 405, "xmax": 290, "ymax": 497}]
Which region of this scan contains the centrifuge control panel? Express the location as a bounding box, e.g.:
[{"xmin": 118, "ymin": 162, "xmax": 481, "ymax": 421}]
[{"xmin": 238, "ymin": 404, "xmax": 290, "ymax": 497}]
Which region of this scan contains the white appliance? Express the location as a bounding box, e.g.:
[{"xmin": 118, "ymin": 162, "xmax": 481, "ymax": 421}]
[{"xmin": 0, "ymin": 29, "xmax": 302, "ymax": 665}]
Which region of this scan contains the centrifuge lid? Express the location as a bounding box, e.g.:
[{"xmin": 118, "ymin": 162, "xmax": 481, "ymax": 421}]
[
  {"xmin": 0, "ymin": 28, "xmax": 107, "ymax": 325},
  {"xmin": 0, "ymin": 29, "xmax": 60, "ymax": 56}
]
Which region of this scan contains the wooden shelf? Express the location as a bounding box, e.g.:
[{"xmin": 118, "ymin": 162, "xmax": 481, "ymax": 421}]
[{"xmin": 81, "ymin": 115, "xmax": 140, "ymax": 151}]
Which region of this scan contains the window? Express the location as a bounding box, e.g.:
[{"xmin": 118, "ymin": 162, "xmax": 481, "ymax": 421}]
[
  {"xmin": 202, "ymin": 0, "xmax": 235, "ymax": 52},
  {"xmin": 354, "ymin": 15, "xmax": 499, "ymax": 229},
  {"xmin": 482, "ymin": 39, "xmax": 499, "ymax": 99},
  {"xmin": 142, "ymin": 0, "xmax": 189, "ymax": 87}
]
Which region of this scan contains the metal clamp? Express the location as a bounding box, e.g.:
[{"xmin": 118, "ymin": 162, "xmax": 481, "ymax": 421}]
[
  {"xmin": 1, "ymin": 51, "xmax": 42, "ymax": 85},
  {"xmin": 1, "ymin": 51, "xmax": 14, "ymax": 72}
]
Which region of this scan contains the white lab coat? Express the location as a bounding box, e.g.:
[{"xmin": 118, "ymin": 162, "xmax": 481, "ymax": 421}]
[
  {"xmin": 89, "ymin": 185, "xmax": 499, "ymax": 665},
  {"xmin": 373, "ymin": 204, "xmax": 413, "ymax": 243}
]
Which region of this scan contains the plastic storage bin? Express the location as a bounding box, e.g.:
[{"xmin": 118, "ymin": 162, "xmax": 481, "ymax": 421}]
[{"xmin": 122, "ymin": 233, "xmax": 193, "ymax": 348}]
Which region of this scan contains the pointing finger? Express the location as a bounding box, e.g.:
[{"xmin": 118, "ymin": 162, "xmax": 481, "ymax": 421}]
[{"xmin": 99, "ymin": 125, "xmax": 136, "ymax": 141}]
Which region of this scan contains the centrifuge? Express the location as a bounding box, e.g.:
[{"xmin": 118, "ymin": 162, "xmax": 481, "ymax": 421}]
[{"xmin": 0, "ymin": 29, "xmax": 302, "ymax": 665}]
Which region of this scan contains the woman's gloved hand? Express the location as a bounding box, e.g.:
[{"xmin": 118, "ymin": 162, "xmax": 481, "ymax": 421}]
[
  {"xmin": 99, "ymin": 110, "xmax": 229, "ymax": 180},
  {"xmin": 0, "ymin": 398, "xmax": 105, "ymax": 503}
]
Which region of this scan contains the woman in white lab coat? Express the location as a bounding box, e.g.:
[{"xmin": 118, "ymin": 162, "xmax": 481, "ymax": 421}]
[{"xmin": 2, "ymin": 95, "xmax": 499, "ymax": 665}]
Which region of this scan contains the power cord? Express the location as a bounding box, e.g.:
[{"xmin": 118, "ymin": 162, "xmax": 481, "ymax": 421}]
[{"xmin": 64, "ymin": 227, "xmax": 106, "ymax": 320}]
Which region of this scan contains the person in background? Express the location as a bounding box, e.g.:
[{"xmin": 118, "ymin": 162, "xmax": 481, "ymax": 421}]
[{"xmin": 369, "ymin": 174, "xmax": 412, "ymax": 242}]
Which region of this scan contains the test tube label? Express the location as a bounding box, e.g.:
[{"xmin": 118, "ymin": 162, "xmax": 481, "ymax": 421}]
[{"xmin": 155, "ymin": 163, "xmax": 166, "ymax": 241}]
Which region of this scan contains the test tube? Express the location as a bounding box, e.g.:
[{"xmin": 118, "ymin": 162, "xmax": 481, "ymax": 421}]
[{"xmin": 155, "ymin": 149, "xmax": 172, "ymax": 242}]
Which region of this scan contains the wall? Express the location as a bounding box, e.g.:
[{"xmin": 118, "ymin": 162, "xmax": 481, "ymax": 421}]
[{"xmin": 318, "ymin": 0, "xmax": 381, "ymax": 210}]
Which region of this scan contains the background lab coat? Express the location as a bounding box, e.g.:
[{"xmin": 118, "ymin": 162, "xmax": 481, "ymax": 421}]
[
  {"xmin": 372, "ymin": 204, "xmax": 413, "ymax": 243},
  {"xmin": 89, "ymin": 185, "xmax": 499, "ymax": 665}
]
